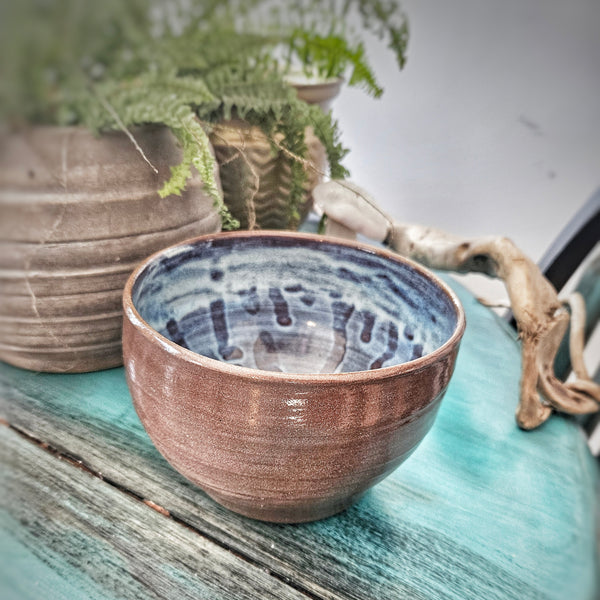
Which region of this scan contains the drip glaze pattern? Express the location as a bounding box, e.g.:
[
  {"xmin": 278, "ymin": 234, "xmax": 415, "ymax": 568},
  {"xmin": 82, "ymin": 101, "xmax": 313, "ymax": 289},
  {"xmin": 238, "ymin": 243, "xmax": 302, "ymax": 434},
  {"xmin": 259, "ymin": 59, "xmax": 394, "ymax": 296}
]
[{"xmin": 132, "ymin": 235, "xmax": 458, "ymax": 374}]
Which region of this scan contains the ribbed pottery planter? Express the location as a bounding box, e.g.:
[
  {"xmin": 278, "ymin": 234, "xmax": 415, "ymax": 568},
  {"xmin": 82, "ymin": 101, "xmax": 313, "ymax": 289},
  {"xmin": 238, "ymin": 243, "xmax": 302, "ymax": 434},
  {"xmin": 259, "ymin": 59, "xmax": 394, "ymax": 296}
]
[
  {"xmin": 0, "ymin": 125, "xmax": 221, "ymax": 373},
  {"xmin": 210, "ymin": 78, "xmax": 342, "ymax": 230}
]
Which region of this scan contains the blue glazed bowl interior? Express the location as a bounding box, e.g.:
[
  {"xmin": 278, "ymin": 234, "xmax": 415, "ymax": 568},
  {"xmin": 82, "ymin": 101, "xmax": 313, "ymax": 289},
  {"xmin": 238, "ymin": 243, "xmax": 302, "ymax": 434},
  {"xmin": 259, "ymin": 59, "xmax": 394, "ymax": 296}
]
[{"xmin": 132, "ymin": 234, "xmax": 459, "ymax": 374}]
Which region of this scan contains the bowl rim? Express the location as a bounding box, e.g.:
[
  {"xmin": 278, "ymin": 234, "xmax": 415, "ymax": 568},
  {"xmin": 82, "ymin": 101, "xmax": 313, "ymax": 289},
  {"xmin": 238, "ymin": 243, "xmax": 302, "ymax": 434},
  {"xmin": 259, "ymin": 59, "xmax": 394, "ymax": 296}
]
[{"xmin": 123, "ymin": 230, "xmax": 466, "ymax": 384}]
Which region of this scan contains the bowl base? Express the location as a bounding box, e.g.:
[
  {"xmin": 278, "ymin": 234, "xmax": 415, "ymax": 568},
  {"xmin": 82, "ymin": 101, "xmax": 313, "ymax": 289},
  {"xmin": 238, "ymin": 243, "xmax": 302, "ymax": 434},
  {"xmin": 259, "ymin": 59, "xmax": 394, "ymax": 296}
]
[{"xmin": 207, "ymin": 489, "xmax": 368, "ymax": 523}]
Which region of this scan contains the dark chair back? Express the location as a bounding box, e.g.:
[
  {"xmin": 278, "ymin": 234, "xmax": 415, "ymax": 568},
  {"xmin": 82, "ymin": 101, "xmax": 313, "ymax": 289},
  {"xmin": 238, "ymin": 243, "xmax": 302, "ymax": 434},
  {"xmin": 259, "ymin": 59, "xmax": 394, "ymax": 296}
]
[{"xmin": 540, "ymin": 190, "xmax": 600, "ymax": 450}]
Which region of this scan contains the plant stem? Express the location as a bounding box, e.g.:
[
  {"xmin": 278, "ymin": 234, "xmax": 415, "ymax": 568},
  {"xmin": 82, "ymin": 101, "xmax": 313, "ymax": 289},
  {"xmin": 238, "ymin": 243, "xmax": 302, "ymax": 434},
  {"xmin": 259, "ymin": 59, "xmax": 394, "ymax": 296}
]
[{"xmin": 93, "ymin": 89, "xmax": 159, "ymax": 175}]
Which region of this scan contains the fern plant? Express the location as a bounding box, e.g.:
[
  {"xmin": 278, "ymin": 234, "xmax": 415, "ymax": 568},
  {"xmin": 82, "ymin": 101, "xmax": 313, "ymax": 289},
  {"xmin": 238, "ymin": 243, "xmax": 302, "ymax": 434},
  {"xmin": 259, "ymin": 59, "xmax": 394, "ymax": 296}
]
[
  {"xmin": 239, "ymin": 0, "xmax": 409, "ymax": 96},
  {"xmin": 0, "ymin": 0, "xmax": 408, "ymax": 230}
]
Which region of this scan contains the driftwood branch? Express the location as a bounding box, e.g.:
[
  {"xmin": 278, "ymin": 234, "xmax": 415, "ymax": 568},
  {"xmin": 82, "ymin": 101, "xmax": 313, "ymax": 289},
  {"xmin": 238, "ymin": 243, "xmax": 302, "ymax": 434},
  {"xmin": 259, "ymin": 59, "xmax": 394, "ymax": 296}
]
[{"xmin": 313, "ymin": 180, "xmax": 600, "ymax": 429}]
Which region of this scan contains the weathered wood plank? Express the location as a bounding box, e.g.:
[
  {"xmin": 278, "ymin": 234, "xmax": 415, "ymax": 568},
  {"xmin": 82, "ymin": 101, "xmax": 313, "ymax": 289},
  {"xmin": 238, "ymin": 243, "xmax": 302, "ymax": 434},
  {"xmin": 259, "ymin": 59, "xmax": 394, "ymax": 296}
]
[
  {"xmin": 0, "ymin": 279, "xmax": 598, "ymax": 599},
  {"xmin": 0, "ymin": 424, "xmax": 310, "ymax": 600}
]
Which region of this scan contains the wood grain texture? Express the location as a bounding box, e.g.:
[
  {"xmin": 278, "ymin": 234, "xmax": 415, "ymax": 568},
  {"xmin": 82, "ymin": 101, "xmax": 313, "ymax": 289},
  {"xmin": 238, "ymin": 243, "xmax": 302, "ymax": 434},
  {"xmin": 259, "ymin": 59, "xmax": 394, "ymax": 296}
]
[
  {"xmin": 0, "ymin": 425, "xmax": 310, "ymax": 600},
  {"xmin": 0, "ymin": 278, "xmax": 598, "ymax": 599}
]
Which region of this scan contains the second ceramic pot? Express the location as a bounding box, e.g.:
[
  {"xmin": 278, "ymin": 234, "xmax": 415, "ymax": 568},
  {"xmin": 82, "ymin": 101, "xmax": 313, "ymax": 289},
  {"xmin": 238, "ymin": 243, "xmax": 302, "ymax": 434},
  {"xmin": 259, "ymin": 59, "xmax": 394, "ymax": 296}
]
[{"xmin": 210, "ymin": 78, "xmax": 342, "ymax": 230}]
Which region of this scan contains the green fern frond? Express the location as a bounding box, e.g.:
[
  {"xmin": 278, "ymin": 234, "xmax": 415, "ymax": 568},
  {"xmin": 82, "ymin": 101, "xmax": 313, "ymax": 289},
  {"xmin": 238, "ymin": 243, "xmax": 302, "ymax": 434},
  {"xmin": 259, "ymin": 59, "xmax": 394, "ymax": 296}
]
[
  {"xmin": 166, "ymin": 116, "xmax": 239, "ymax": 230},
  {"xmin": 80, "ymin": 76, "xmax": 237, "ymax": 229},
  {"xmin": 289, "ymin": 30, "xmax": 383, "ymax": 98},
  {"xmin": 209, "ymin": 82, "xmax": 296, "ymax": 122},
  {"xmin": 275, "ymin": 102, "xmax": 311, "ymax": 226},
  {"xmin": 346, "ymin": 42, "xmax": 383, "ymax": 98},
  {"xmin": 159, "ymin": 29, "xmax": 278, "ymax": 77},
  {"xmin": 306, "ymin": 104, "xmax": 350, "ymax": 180},
  {"xmin": 352, "ymin": 0, "xmax": 409, "ymax": 69}
]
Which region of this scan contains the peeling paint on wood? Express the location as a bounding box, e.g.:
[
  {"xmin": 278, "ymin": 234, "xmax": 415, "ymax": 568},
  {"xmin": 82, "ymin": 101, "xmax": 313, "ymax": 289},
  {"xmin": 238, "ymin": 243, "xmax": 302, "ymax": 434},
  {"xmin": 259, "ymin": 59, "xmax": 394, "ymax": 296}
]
[{"xmin": 0, "ymin": 279, "xmax": 598, "ymax": 599}]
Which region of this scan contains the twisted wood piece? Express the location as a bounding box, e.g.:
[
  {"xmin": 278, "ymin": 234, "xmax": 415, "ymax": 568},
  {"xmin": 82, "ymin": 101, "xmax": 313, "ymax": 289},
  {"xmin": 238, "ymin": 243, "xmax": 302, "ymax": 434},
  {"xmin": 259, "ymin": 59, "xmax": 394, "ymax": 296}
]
[{"xmin": 313, "ymin": 180, "xmax": 600, "ymax": 429}]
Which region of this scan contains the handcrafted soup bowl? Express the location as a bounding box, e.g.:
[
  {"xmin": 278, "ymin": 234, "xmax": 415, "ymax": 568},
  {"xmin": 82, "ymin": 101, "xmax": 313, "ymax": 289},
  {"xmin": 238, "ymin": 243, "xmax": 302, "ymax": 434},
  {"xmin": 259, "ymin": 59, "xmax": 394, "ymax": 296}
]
[{"xmin": 123, "ymin": 231, "xmax": 465, "ymax": 523}]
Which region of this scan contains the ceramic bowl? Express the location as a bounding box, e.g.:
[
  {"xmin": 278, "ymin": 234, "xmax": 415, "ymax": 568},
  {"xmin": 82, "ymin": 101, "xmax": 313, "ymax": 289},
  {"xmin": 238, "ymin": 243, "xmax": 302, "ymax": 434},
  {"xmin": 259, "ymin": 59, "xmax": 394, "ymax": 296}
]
[{"xmin": 123, "ymin": 231, "xmax": 465, "ymax": 523}]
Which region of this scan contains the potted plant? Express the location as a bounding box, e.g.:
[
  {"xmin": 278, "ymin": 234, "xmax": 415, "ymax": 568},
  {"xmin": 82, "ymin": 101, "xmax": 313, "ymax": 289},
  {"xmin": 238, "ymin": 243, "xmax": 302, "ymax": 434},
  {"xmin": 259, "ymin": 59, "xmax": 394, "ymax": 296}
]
[
  {"xmin": 182, "ymin": 0, "xmax": 410, "ymax": 229},
  {"xmin": 0, "ymin": 0, "xmax": 408, "ymax": 373},
  {"xmin": 0, "ymin": 0, "xmax": 230, "ymax": 372}
]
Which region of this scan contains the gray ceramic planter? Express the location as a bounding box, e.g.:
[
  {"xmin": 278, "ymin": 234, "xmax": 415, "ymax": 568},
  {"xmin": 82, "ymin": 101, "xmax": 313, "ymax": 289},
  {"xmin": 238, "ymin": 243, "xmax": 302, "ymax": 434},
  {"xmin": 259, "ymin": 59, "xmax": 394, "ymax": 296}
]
[{"xmin": 0, "ymin": 125, "xmax": 221, "ymax": 373}]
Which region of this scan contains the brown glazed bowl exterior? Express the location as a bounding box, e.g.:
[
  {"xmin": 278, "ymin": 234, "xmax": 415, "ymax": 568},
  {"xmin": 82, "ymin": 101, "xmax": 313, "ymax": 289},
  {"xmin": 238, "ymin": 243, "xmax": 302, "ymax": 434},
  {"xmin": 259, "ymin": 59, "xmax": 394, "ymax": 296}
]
[{"xmin": 122, "ymin": 231, "xmax": 466, "ymax": 523}]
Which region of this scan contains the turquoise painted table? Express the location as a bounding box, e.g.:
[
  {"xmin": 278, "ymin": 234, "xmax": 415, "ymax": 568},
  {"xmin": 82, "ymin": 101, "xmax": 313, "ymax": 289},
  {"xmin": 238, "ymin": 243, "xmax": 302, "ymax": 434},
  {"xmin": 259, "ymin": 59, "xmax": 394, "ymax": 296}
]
[{"xmin": 0, "ymin": 278, "xmax": 598, "ymax": 599}]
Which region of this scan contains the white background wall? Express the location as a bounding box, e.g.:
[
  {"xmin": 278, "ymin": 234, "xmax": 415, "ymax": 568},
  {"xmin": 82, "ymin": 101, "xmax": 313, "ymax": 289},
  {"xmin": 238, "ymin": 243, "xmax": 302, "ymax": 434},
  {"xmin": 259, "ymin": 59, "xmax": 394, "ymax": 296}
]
[{"xmin": 332, "ymin": 0, "xmax": 600, "ymax": 301}]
